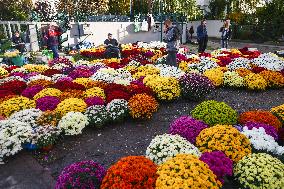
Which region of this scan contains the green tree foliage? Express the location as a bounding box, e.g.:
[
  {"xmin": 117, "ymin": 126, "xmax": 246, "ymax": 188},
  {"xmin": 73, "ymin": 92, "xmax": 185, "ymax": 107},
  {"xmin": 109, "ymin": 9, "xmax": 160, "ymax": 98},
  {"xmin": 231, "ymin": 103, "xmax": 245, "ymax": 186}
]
[
  {"xmin": 108, "ymin": 0, "xmax": 130, "ymax": 15},
  {"xmin": 208, "ymin": 0, "xmax": 227, "ymax": 19},
  {"xmin": 0, "ymin": 0, "xmax": 33, "ymax": 21},
  {"xmin": 255, "ymin": 0, "xmax": 284, "ymax": 40},
  {"xmin": 34, "ymin": 0, "xmax": 57, "ymax": 21},
  {"xmin": 57, "ymin": 0, "xmax": 109, "ymax": 20}
]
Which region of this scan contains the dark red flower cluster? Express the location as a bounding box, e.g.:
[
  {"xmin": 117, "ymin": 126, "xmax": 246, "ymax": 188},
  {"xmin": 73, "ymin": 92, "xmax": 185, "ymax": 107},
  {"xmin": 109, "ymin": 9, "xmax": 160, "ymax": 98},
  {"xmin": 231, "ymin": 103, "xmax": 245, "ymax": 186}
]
[
  {"xmin": 0, "ymin": 80, "xmax": 27, "ymax": 94},
  {"xmin": 126, "ymin": 84, "xmax": 153, "ymax": 96},
  {"xmin": 43, "ymin": 69, "xmax": 62, "ymax": 76},
  {"xmin": 217, "ymin": 56, "xmax": 232, "ymax": 67},
  {"xmin": 104, "ymin": 84, "xmax": 131, "ymax": 103},
  {"xmin": 53, "ymin": 80, "xmax": 86, "ymax": 91}
]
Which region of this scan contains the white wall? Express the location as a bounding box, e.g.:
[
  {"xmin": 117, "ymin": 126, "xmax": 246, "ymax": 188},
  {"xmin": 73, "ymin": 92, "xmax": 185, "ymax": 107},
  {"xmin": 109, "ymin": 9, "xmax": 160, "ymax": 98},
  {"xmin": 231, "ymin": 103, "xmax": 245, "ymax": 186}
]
[
  {"xmin": 187, "ymin": 20, "xmax": 223, "ymax": 38},
  {"xmin": 64, "ymin": 22, "xmax": 187, "ymax": 47}
]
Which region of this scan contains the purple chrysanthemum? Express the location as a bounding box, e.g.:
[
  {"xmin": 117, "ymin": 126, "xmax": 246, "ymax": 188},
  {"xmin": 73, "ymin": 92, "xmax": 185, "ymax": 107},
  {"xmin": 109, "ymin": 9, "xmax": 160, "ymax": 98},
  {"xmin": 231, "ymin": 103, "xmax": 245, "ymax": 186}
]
[
  {"xmin": 169, "ymin": 115, "xmax": 208, "ymax": 144},
  {"xmin": 55, "ymin": 160, "xmax": 106, "ymax": 189},
  {"xmin": 22, "ymin": 85, "xmax": 44, "ymax": 99},
  {"xmin": 200, "ymin": 151, "xmax": 233, "ymax": 184},
  {"xmin": 36, "ymin": 96, "xmax": 61, "ymax": 111},
  {"xmin": 85, "ymin": 97, "xmax": 105, "ymax": 107}
]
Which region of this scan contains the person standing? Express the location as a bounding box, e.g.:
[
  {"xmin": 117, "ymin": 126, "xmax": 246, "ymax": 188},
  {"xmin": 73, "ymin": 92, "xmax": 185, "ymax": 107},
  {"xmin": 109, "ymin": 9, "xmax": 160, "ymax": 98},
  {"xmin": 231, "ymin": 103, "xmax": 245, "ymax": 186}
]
[
  {"xmin": 163, "ymin": 19, "xmax": 180, "ymax": 67},
  {"xmin": 43, "ymin": 23, "xmax": 62, "ymax": 59},
  {"xmin": 197, "ymin": 20, "xmax": 208, "ymax": 53},
  {"xmin": 189, "ymin": 25, "xmax": 194, "ymax": 40},
  {"xmin": 11, "ymin": 31, "xmax": 25, "ymax": 53},
  {"xmin": 220, "ymin": 20, "xmax": 230, "ymax": 48}
]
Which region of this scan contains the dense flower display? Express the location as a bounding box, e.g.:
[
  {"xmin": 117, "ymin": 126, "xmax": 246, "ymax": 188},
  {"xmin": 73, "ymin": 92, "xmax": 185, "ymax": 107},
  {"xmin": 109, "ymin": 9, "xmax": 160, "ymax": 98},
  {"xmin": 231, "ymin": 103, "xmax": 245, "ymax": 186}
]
[
  {"xmin": 200, "ymin": 151, "xmax": 233, "ymax": 184},
  {"xmin": 143, "ymin": 75, "xmax": 181, "ymax": 101},
  {"xmin": 33, "ymin": 88, "xmax": 62, "ymax": 100},
  {"xmin": 156, "ymin": 154, "xmax": 221, "ymax": 188},
  {"xmin": 146, "ymin": 134, "xmax": 201, "ymax": 164},
  {"xmin": 0, "ymin": 96, "xmax": 36, "ymax": 117},
  {"xmin": 106, "ymin": 99, "xmax": 129, "ymax": 122},
  {"xmin": 58, "ymin": 112, "xmax": 89, "ymax": 135},
  {"xmin": 84, "ymin": 105, "xmax": 110, "ymax": 128},
  {"xmin": 9, "ymin": 108, "xmax": 42, "ymax": 128},
  {"xmin": 241, "ymin": 126, "xmax": 284, "ymax": 156},
  {"xmin": 196, "ymin": 125, "xmax": 252, "ymax": 162},
  {"xmin": 56, "ymin": 98, "xmax": 87, "ymax": 116},
  {"xmin": 244, "ymin": 73, "xmax": 267, "ymax": 90},
  {"xmin": 244, "ymin": 121, "xmax": 278, "ymax": 140},
  {"xmin": 179, "ymin": 73, "xmax": 214, "ymax": 100},
  {"xmin": 234, "ymin": 153, "xmax": 284, "ymax": 189},
  {"xmin": 169, "ymin": 116, "xmax": 208, "ymax": 144},
  {"xmin": 0, "ymin": 119, "xmax": 33, "ymax": 162},
  {"xmin": 56, "ymin": 160, "xmax": 106, "ymax": 189},
  {"xmin": 271, "ymin": 104, "xmax": 284, "ymax": 124},
  {"xmin": 191, "ymin": 100, "xmax": 238, "ymax": 126},
  {"xmin": 36, "ymin": 96, "xmax": 61, "ymax": 111},
  {"xmin": 239, "ymin": 110, "xmax": 282, "ymax": 130},
  {"xmin": 128, "ymin": 93, "xmax": 158, "ymax": 119},
  {"xmin": 101, "ymin": 156, "xmax": 157, "ymax": 189}
]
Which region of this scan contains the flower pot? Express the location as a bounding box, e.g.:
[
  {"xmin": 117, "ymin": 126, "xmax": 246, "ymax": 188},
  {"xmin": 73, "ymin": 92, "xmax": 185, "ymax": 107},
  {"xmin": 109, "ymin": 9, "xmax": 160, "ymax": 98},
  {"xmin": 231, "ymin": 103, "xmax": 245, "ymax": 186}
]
[
  {"xmin": 41, "ymin": 145, "xmax": 54, "ymax": 152},
  {"xmin": 22, "ymin": 143, "xmax": 38, "ymax": 151}
]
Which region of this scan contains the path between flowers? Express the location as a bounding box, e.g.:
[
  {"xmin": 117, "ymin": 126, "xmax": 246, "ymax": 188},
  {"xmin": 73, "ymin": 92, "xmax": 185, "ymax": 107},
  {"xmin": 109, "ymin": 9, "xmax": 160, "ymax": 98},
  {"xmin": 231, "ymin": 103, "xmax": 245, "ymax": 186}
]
[{"xmin": 0, "ymin": 88, "xmax": 283, "ymax": 189}]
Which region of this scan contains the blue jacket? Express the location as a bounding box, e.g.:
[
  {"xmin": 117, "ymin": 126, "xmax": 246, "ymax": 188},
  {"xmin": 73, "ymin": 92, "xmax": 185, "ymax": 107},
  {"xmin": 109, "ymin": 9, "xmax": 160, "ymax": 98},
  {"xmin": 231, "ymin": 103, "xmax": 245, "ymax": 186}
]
[
  {"xmin": 163, "ymin": 26, "xmax": 179, "ymax": 52},
  {"xmin": 197, "ymin": 25, "xmax": 208, "ymax": 40}
]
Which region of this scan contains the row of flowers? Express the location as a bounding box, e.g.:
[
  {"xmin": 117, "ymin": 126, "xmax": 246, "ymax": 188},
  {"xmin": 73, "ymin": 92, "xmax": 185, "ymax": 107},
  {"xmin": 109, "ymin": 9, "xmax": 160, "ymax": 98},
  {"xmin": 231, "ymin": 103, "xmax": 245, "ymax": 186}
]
[{"xmin": 54, "ymin": 100, "xmax": 284, "ymax": 189}]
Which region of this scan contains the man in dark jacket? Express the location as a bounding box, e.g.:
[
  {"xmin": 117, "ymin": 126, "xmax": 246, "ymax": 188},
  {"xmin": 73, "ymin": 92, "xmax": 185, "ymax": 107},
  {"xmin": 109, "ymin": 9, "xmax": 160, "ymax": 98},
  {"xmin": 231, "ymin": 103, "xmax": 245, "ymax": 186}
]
[
  {"xmin": 12, "ymin": 31, "xmax": 25, "ymax": 53},
  {"xmin": 163, "ymin": 19, "xmax": 180, "ymax": 67},
  {"xmin": 197, "ymin": 19, "xmax": 208, "ymax": 53},
  {"xmin": 104, "ymin": 33, "xmax": 120, "ymax": 58},
  {"xmin": 43, "ymin": 24, "xmax": 62, "ymax": 59}
]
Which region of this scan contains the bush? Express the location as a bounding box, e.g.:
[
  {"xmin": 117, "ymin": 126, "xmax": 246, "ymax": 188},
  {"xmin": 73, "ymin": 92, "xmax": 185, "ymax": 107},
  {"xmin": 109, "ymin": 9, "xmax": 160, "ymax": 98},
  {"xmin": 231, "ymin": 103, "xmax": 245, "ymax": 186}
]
[
  {"xmin": 200, "ymin": 151, "xmax": 233, "ymax": 184},
  {"xmin": 56, "ymin": 160, "xmax": 106, "ymax": 189},
  {"xmin": 234, "ymin": 153, "xmax": 284, "ymax": 189},
  {"xmin": 179, "ymin": 73, "xmax": 214, "ymax": 100},
  {"xmin": 169, "ymin": 116, "xmax": 208, "ymax": 144},
  {"xmin": 128, "ymin": 93, "xmax": 158, "ymax": 119},
  {"xmin": 156, "ymin": 154, "xmax": 221, "ymax": 188},
  {"xmin": 191, "ymin": 100, "xmax": 238, "ymax": 126},
  {"xmin": 101, "ymin": 156, "xmax": 157, "ymax": 189},
  {"xmin": 196, "ymin": 125, "xmax": 251, "ymax": 162},
  {"xmin": 239, "ymin": 110, "xmax": 282, "ymax": 131},
  {"xmin": 244, "ymin": 73, "xmax": 267, "ymax": 90},
  {"xmin": 84, "ymin": 105, "xmax": 110, "ymax": 128}
]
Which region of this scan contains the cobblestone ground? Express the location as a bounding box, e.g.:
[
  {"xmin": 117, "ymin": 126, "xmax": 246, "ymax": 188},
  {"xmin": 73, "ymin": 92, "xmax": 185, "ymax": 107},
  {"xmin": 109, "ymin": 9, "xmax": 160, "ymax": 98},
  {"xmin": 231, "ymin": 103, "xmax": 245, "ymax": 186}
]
[{"xmin": 1, "ymin": 87, "xmax": 283, "ymax": 189}]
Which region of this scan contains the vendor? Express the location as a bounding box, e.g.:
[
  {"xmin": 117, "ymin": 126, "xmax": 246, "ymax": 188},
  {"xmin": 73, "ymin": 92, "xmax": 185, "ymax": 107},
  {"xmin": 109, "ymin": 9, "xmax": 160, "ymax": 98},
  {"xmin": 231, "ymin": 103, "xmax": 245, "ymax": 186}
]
[
  {"xmin": 104, "ymin": 33, "xmax": 121, "ymax": 58},
  {"xmin": 11, "ymin": 31, "xmax": 25, "ymax": 53}
]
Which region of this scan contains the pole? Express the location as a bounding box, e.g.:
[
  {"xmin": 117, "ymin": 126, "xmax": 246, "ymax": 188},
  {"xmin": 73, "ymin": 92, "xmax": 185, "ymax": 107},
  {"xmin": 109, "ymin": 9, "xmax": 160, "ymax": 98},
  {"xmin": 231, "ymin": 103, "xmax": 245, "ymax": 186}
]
[
  {"xmin": 160, "ymin": 0, "xmax": 163, "ymax": 42},
  {"xmin": 130, "ymin": 0, "xmax": 132, "ymax": 16}
]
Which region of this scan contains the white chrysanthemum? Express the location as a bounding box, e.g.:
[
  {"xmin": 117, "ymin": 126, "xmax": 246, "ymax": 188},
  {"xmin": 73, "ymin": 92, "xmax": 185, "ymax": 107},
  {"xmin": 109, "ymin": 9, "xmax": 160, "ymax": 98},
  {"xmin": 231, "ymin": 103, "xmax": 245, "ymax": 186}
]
[
  {"xmin": 91, "ymin": 68, "xmax": 134, "ymax": 83},
  {"xmin": 58, "ymin": 112, "xmax": 88, "ymax": 136},
  {"xmin": 0, "ymin": 119, "xmax": 33, "ymax": 163},
  {"xmin": 51, "ymin": 63, "xmax": 70, "ymax": 70},
  {"xmin": 227, "ymin": 57, "xmax": 251, "ymax": 71},
  {"xmin": 146, "ymin": 134, "xmax": 201, "ymax": 165},
  {"xmin": 27, "ymin": 74, "xmax": 52, "ymax": 83},
  {"xmin": 242, "ymin": 126, "xmax": 284, "ymax": 156},
  {"xmin": 188, "ymin": 57, "xmax": 219, "ymax": 73},
  {"xmin": 0, "ymin": 76, "xmax": 25, "ymax": 85},
  {"xmin": 155, "ymin": 64, "xmax": 185, "ymax": 79},
  {"xmin": 84, "ymin": 105, "xmax": 109, "ymax": 128},
  {"xmin": 106, "ymin": 99, "xmax": 129, "ymax": 122},
  {"xmin": 252, "ymin": 53, "xmax": 284, "ymax": 71},
  {"xmin": 9, "ymin": 108, "xmax": 43, "ymax": 128}
]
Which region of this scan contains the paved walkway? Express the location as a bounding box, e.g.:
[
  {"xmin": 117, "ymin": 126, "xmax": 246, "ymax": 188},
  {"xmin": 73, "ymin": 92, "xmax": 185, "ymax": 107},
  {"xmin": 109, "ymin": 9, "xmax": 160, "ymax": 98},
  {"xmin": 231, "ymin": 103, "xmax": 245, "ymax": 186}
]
[
  {"xmin": 185, "ymin": 39, "xmax": 284, "ymax": 53},
  {"xmin": 0, "ymin": 152, "xmax": 55, "ymax": 189}
]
